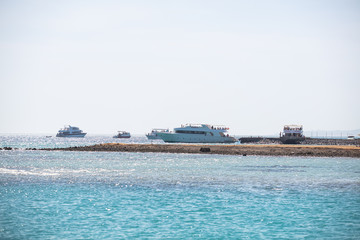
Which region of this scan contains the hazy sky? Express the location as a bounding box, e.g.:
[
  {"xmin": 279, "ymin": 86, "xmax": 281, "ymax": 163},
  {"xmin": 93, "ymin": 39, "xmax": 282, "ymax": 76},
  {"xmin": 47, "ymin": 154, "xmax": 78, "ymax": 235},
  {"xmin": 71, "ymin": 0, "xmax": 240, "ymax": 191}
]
[{"xmin": 1, "ymin": 0, "xmax": 359, "ymax": 135}]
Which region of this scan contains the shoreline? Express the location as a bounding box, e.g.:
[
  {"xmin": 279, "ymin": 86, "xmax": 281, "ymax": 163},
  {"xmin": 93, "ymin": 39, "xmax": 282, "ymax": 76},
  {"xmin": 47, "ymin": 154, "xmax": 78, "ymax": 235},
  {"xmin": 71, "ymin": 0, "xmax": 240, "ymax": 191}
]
[{"xmin": 41, "ymin": 143, "xmax": 360, "ymax": 158}]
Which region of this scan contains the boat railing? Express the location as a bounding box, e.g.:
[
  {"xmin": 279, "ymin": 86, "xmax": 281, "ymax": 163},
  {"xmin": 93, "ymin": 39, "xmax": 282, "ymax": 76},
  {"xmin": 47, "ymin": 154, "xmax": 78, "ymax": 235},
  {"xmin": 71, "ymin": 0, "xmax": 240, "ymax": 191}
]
[
  {"xmin": 117, "ymin": 131, "xmax": 129, "ymax": 134},
  {"xmin": 209, "ymin": 125, "xmax": 229, "ymax": 130},
  {"xmin": 152, "ymin": 129, "xmax": 169, "ymax": 132},
  {"xmin": 182, "ymin": 124, "xmax": 203, "ymax": 128},
  {"xmin": 283, "ymin": 125, "xmax": 303, "ymax": 131},
  {"xmin": 180, "ymin": 124, "xmax": 230, "ymax": 131}
]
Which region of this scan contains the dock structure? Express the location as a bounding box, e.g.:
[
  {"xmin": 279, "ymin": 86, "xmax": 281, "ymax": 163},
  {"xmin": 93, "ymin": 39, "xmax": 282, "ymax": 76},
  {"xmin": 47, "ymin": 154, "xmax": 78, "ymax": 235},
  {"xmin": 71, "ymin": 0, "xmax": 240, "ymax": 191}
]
[{"xmin": 239, "ymin": 137, "xmax": 360, "ymax": 146}]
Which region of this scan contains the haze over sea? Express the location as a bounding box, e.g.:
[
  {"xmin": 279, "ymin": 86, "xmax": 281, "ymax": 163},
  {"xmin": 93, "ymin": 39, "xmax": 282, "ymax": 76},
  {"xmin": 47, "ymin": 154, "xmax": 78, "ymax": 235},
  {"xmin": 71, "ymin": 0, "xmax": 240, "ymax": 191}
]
[{"xmin": 0, "ymin": 135, "xmax": 359, "ymax": 239}]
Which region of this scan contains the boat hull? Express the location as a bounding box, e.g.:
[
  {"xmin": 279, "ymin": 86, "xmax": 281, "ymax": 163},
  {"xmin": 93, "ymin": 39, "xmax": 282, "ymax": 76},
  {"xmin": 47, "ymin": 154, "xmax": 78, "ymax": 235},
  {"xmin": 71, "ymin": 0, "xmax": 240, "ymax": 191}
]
[
  {"xmin": 157, "ymin": 132, "xmax": 237, "ymax": 143},
  {"xmin": 146, "ymin": 135, "xmax": 161, "ymax": 140},
  {"xmin": 56, "ymin": 133, "xmax": 87, "ymax": 138},
  {"xmin": 146, "ymin": 134, "xmax": 162, "ymax": 140},
  {"xmin": 113, "ymin": 135, "xmax": 131, "ymax": 138}
]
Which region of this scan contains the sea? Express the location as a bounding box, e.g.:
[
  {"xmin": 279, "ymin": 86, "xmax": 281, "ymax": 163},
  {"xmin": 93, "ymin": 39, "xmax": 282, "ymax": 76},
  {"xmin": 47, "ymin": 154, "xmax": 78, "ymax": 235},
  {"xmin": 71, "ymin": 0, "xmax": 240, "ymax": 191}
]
[{"xmin": 1, "ymin": 135, "xmax": 359, "ymax": 239}]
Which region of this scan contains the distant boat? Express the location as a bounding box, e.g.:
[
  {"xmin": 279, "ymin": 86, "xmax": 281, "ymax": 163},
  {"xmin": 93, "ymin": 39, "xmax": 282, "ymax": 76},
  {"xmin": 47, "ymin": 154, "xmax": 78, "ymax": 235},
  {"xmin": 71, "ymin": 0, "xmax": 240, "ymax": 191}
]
[
  {"xmin": 56, "ymin": 125, "xmax": 86, "ymax": 138},
  {"xmin": 280, "ymin": 125, "xmax": 305, "ymax": 144},
  {"xmin": 156, "ymin": 124, "xmax": 237, "ymax": 143},
  {"xmin": 146, "ymin": 129, "xmax": 169, "ymax": 140},
  {"xmin": 113, "ymin": 131, "xmax": 131, "ymax": 138}
]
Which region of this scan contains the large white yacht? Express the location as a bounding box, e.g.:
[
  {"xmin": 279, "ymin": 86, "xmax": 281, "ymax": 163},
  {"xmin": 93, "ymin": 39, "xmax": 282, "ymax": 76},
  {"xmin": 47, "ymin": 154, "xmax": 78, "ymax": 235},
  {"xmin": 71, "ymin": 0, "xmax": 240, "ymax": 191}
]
[
  {"xmin": 56, "ymin": 125, "xmax": 87, "ymax": 138},
  {"xmin": 156, "ymin": 124, "xmax": 237, "ymax": 143},
  {"xmin": 146, "ymin": 129, "xmax": 169, "ymax": 140}
]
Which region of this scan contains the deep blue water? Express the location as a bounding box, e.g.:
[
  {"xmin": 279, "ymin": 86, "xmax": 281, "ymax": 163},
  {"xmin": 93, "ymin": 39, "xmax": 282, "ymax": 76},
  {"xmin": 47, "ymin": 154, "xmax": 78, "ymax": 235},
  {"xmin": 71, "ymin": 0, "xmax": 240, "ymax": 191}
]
[{"xmin": 0, "ymin": 136, "xmax": 359, "ymax": 239}]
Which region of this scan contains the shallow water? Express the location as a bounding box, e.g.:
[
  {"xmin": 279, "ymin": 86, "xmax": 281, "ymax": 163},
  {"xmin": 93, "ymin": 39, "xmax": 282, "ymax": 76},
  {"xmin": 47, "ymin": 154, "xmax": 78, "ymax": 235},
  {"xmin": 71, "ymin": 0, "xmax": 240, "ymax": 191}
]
[{"xmin": 1, "ymin": 145, "xmax": 359, "ymax": 239}]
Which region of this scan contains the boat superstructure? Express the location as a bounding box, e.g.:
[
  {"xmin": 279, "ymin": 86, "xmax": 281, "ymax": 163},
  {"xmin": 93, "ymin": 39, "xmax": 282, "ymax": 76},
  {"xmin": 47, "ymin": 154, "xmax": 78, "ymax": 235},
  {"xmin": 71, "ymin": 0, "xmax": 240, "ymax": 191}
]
[
  {"xmin": 56, "ymin": 125, "xmax": 87, "ymax": 138},
  {"xmin": 113, "ymin": 131, "xmax": 131, "ymax": 138},
  {"xmin": 146, "ymin": 129, "xmax": 169, "ymax": 140},
  {"xmin": 156, "ymin": 124, "xmax": 237, "ymax": 143},
  {"xmin": 280, "ymin": 125, "xmax": 305, "ymax": 144}
]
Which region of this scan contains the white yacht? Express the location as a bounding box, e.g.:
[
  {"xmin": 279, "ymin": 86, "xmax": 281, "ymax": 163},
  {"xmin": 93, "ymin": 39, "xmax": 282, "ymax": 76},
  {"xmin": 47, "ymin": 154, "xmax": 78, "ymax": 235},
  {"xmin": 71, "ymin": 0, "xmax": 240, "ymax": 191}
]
[
  {"xmin": 280, "ymin": 125, "xmax": 305, "ymax": 144},
  {"xmin": 56, "ymin": 125, "xmax": 87, "ymax": 138},
  {"xmin": 156, "ymin": 124, "xmax": 237, "ymax": 143},
  {"xmin": 146, "ymin": 129, "xmax": 169, "ymax": 140},
  {"xmin": 113, "ymin": 131, "xmax": 131, "ymax": 138}
]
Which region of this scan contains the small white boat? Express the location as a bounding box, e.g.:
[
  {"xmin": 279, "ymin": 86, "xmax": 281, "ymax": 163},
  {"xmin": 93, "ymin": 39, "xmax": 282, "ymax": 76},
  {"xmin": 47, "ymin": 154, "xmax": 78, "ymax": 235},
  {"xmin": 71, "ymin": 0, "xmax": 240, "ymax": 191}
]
[
  {"xmin": 280, "ymin": 125, "xmax": 305, "ymax": 144},
  {"xmin": 146, "ymin": 129, "xmax": 169, "ymax": 140},
  {"xmin": 156, "ymin": 124, "xmax": 237, "ymax": 143},
  {"xmin": 56, "ymin": 125, "xmax": 87, "ymax": 138},
  {"xmin": 113, "ymin": 131, "xmax": 131, "ymax": 138}
]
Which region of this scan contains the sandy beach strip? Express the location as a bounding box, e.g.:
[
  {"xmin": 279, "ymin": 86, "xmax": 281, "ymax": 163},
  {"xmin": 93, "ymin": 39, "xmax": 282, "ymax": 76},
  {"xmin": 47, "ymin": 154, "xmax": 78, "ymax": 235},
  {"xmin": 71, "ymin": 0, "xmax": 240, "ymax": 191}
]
[{"xmin": 46, "ymin": 143, "xmax": 360, "ymax": 158}]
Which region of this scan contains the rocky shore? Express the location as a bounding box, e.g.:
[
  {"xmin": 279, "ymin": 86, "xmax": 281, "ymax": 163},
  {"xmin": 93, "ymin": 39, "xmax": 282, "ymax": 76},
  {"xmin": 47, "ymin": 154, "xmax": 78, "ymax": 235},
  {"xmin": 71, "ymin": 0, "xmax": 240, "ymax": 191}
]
[{"xmin": 42, "ymin": 143, "xmax": 360, "ymax": 158}]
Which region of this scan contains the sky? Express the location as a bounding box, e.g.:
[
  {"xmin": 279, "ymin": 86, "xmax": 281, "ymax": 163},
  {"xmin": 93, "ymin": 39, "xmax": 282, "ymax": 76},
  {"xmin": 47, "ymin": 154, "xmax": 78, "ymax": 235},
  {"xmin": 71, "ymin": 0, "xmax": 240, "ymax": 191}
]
[{"xmin": 1, "ymin": 0, "xmax": 359, "ymax": 135}]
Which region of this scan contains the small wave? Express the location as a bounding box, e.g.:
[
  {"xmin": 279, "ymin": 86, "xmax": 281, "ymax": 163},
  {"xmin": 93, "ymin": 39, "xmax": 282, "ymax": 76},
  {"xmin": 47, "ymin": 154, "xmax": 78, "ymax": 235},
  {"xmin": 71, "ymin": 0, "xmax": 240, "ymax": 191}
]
[
  {"xmin": 238, "ymin": 165, "xmax": 308, "ymax": 173},
  {"xmin": 0, "ymin": 167, "xmax": 60, "ymax": 176},
  {"xmin": 243, "ymin": 165, "xmax": 308, "ymax": 169},
  {"xmin": 0, "ymin": 167, "xmax": 135, "ymax": 178}
]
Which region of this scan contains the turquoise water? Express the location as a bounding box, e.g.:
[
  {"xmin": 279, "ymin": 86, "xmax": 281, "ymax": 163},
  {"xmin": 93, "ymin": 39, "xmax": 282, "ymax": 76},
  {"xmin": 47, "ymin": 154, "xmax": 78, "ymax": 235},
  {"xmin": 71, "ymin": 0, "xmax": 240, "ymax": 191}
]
[{"xmin": 0, "ymin": 136, "xmax": 360, "ymax": 239}]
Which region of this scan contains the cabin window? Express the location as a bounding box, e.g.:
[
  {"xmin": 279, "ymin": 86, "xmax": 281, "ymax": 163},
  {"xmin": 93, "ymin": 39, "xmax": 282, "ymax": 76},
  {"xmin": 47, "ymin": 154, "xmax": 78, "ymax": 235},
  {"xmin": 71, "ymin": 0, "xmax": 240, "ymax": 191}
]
[{"xmin": 175, "ymin": 130, "xmax": 206, "ymax": 134}]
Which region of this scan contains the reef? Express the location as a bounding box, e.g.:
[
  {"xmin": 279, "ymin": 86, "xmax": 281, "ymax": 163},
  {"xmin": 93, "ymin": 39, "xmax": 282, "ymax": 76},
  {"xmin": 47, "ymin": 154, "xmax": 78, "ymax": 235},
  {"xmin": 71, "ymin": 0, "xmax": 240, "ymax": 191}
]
[{"xmin": 42, "ymin": 143, "xmax": 360, "ymax": 158}]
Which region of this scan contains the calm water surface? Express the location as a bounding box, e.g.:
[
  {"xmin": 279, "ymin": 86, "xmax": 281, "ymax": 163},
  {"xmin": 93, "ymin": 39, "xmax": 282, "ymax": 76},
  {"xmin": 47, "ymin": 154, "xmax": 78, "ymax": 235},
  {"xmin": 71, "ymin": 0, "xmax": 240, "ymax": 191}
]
[
  {"xmin": 0, "ymin": 136, "xmax": 359, "ymax": 239},
  {"xmin": 0, "ymin": 134, "xmax": 155, "ymax": 149}
]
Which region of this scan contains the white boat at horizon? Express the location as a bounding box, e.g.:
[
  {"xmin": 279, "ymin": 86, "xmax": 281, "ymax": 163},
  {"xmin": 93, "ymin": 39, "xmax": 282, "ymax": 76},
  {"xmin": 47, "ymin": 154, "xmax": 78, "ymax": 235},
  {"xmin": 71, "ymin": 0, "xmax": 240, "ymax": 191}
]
[
  {"xmin": 156, "ymin": 124, "xmax": 237, "ymax": 143},
  {"xmin": 113, "ymin": 131, "xmax": 131, "ymax": 138},
  {"xmin": 56, "ymin": 125, "xmax": 87, "ymax": 138},
  {"xmin": 146, "ymin": 129, "xmax": 169, "ymax": 140},
  {"xmin": 280, "ymin": 125, "xmax": 305, "ymax": 144}
]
